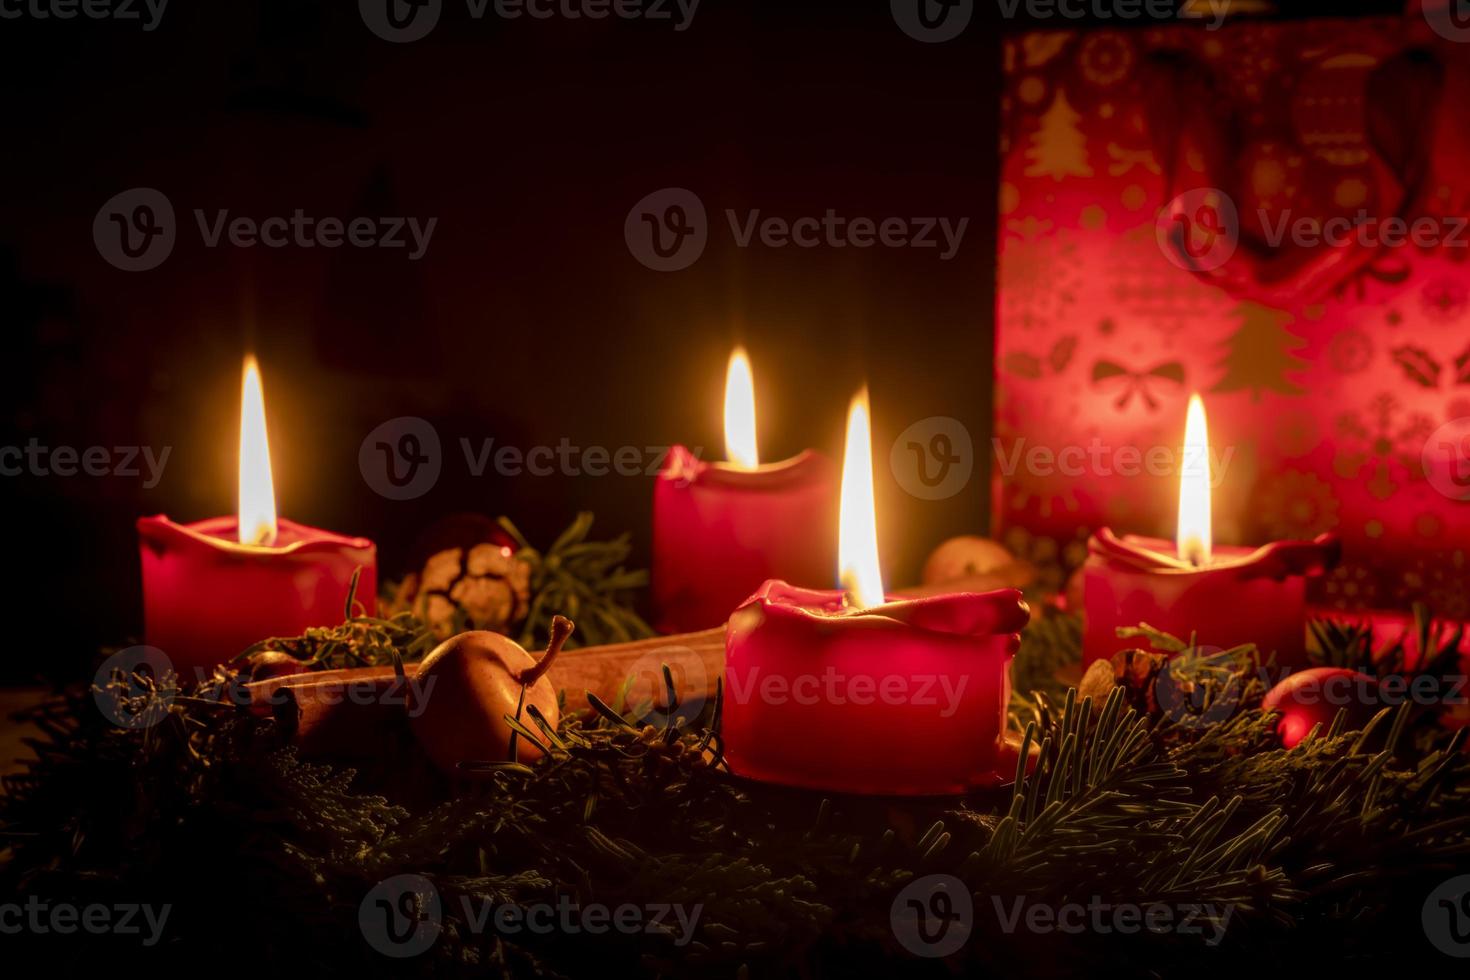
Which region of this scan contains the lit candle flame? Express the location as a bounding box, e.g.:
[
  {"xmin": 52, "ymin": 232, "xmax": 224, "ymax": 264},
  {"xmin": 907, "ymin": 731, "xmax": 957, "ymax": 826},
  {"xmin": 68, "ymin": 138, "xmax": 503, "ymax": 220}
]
[
  {"xmin": 838, "ymin": 387, "xmax": 885, "ymax": 608},
  {"xmin": 238, "ymin": 355, "xmax": 278, "ymax": 547},
  {"xmin": 1176, "ymin": 392, "xmax": 1211, "ymax": 567},
  {"xmin": 724, "ymin": 346, "xmax": 759, "ymax": 469}
]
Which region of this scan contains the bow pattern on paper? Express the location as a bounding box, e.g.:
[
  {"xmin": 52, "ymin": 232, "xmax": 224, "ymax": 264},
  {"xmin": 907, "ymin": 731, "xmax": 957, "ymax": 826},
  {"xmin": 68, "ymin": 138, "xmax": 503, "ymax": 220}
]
[{"xmin": 1091, "ymin": 359, "xmax": 1186, "ymax": 411}]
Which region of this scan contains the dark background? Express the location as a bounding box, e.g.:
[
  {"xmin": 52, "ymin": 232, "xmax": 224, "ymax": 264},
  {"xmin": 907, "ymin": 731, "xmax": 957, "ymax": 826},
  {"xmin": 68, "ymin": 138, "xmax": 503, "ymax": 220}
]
[{"xmin": 0, "ymin": 0, "xmax": 1400, "ymax": 680}]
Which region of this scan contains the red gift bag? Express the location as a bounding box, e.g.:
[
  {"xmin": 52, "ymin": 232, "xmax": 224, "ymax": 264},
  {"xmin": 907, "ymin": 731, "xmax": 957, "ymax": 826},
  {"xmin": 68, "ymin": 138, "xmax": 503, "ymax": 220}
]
[{"xmin": 993, "ymin": 13, "xmax": 1470, "ymax": 618}]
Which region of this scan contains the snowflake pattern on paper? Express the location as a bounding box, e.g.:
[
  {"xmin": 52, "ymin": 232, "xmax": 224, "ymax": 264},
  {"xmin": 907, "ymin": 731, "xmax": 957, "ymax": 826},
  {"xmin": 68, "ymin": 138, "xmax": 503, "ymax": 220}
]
[
  {"xmin": 1079, "ymin": 32, "xmax": 1134, "ymax": 88},
  {"xmin": 1421, "ymin": 278, "xmax": 1468, "ymax": 323},
  {"xmin": 1104, "ymin": 228, "xmax": 1230, "ymax": 340},
  {"xmin": 1332, "ymin": 392, "xmax": 1435, "ymax": 501},
  {"xmin": 1401, "ymin": 552, "xmax": 1470, "ymax": 620},
  {"xmin": 1256, "ymin": 470, "xmax": 1341, "ymax": 540},
  {"xmin": 1322, "ymin": 563, "xmax": 1380, "ymax": 611},
  {"xmin": 999, "ymin": 220, "xmax": 1081, "ymax": 333}
]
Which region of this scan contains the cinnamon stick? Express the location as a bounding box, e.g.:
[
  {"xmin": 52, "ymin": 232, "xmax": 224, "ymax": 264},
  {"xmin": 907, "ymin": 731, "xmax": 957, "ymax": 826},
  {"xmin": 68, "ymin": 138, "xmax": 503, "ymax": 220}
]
[{"xmin": 243, "ymin": 628, "xmax": 726, "ymax": 756}]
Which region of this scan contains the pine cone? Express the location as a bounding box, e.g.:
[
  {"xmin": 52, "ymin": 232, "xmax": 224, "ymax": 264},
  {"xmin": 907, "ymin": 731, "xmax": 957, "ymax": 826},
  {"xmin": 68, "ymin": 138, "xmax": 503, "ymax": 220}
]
[
  {"xmin": 388, "ymin": 543, "xmax": 532, "ymax": 641},
  {"xmin": 1079, "ymin": 649, "xmax": 1169, "ymax": 716}
]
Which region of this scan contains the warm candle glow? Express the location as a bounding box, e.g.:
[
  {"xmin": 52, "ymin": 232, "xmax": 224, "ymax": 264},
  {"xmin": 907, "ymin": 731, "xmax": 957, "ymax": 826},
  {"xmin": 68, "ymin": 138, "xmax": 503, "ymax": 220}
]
[
  {"xmin": 238, "ymin": 355, "xmax": 278, "ymax": 547},
  {"xmin": 724, "ymin": 346, "xmax": 759, "ymax": 469},
  {"xmin": 838, "ymin": 387, "xmax": 884, "ymax": 608},
  {"xmin": 1176, "ymin": 392, "xmax": 1211, "ymax": 567}
]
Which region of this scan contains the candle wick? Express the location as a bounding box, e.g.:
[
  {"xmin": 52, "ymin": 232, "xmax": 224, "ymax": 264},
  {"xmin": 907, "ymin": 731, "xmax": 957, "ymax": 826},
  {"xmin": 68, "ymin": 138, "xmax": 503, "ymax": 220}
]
[{"xmin": 1178, "ymin": 536, "xmax": 1209, "ymax": 569}]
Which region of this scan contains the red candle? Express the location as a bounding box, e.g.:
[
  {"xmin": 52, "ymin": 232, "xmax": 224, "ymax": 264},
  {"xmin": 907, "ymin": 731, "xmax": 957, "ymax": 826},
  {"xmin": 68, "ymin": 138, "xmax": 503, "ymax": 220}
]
[
  {"xmin": 137, "ymin": 358, "xmax": 376, "ymax": 672},
  {"xmin": 653, "ymin": 348, "xmax": 836, "ymax": 632},
  {"xmin": 721, "ymin": 390, "xmax": 1029, "ymax": 795},
  {"xmin": 1084, "ymin": 529, "xmax": 1339, "ymax": 668},
  {"xmin": 1084, "ymin": 394, "xmax": 1338, "ymax": 667}
]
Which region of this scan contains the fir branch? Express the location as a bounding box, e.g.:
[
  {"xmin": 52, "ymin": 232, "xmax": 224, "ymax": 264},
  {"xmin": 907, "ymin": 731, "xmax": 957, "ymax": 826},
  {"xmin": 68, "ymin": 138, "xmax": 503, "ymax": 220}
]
[
  {"xmin": 499, "ymin": 514, "xmax": 655, "ymax": 651},
  {"xmin": 5, "ymin": 607, "xmax": 1470, "ymax": 977},
  {"xmin": 236, "ymin": 610, "xmax": 435, "ymax": 671}
]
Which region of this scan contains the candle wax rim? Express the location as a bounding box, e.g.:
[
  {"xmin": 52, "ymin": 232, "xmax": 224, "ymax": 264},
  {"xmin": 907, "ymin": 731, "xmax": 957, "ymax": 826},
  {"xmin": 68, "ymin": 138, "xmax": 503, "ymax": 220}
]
[
  {"xmin": 1119, "ymin": 534, "xmax": 1255, "ymax": 573},
  {"xmin": 741, "ymin": 579, "xmax": 1031, "ymax": 637},
  {"xmin": 662, "ymin": 445, "xmax": 833, "ymax": 489},
  {"xmin": 1088, "ymin": 528, "xmax": 1341, "ymax": 582},
  {"xmin": 137, "ymin": 514, "xmax": 375, "ymax": 556}
]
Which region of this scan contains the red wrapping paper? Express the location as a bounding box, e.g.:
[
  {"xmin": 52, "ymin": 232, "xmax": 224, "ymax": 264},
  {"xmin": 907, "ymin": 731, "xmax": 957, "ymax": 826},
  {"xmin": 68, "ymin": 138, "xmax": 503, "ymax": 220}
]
[{"xmin": 992, "ymin": 14, "xmax": 1470, "ymax": 620}]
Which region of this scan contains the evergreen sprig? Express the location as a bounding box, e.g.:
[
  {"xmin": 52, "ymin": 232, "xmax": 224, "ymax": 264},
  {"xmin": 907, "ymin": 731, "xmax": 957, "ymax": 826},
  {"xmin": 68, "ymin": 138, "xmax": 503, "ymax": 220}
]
[
  {"xmin": 499, "ymin": 513, "xmax": 654, "ymax": 650},
  {"xmin": 237, "ymin": 569, "xmax": 436, "ymax": 670},
  {"xmin": 2, "ymin": 611, "xmax": 1469, "ymax": 977}
]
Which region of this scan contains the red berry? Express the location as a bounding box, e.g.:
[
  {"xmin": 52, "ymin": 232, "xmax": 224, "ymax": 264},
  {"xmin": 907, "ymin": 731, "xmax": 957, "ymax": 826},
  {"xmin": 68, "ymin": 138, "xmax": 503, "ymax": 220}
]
[{"xmin": 1261, "ymin": 666, "xmax": 1378, "ymax": 748}]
